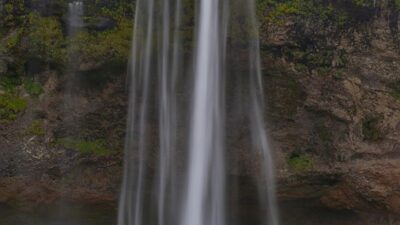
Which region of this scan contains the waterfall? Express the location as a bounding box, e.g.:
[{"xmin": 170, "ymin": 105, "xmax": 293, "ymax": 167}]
[
  {"xmin": 64, "ymin": 0, "xmax": 84, "ymax": 111},
  {"xmin": 181, "ymin": 1, "xmax": 225, "ymax": 225},
  {"xmin": 54, "ymin": 2, "xmax": 85, "ymax": 224},
  {"xmin": 68, "ymin": 1, "xmax": 84, "ymax": 35},
  {"xmin": 119, "ymin": 0, "xmax": 280, "ymax": 225}
]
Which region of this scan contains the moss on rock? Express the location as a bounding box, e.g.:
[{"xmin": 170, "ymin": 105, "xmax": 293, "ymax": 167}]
[
  {"xmin": 57, "ymin": 138, "xmax": 114, "ymax": 156},
  {"xmin": 287, "ymin": 153, "xmax": 313, "ymax": 172},
  {"xmin": 0, "ymin": 94, "xmax": 27, "ymax": 122}
]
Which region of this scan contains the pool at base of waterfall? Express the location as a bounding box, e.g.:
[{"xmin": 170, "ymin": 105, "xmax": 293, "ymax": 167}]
[
  {"xmin": 0, "ymin": 203, "xmax": 117, "ymax": 225},
  {"xmin": 1, "ymin": 201, "xmax": 399, "ymax": 225}
]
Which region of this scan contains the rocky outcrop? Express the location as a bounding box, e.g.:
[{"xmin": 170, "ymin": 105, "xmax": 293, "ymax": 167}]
[
  {"xmin": 0, "ymin": 70, "xmax": 126, "ymax": 208},
  {"xmin": 261, "ymin": 0, "xmax": 400, "ymax": 214}
]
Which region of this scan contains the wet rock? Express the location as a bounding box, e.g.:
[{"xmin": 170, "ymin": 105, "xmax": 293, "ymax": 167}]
[{"xmin": 86, "ymin": 17, "xmax": 117, "ymax": 31}]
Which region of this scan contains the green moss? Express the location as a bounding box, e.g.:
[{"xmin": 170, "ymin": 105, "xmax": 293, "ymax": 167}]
[
  {"xmin": 265, "ymin": 1, "xmax": 302, "ymax": 25},
  {"xmin": 287, "ymin": 153, "xmax": 313, "ymax": 172},
  {"xmin": 259, "ymin": 0, "xmax": 374, "ymax": 30},
  {"xmin": 27, "ymin": 120, "xmax": 45, "ymax": 136},
  {"xmin": 57, "ymin": 138, "xmax": 113, "ymax": 156},
  {"xmin": 24, "ymin": 79, "xmax": 43, "ymax": 97},
  {"xmin": 263, "ymin": 1, "xmax": 337, "ymax": 26},
  {"xmin": 362, "ymin": 115, "xmax": 383, "ymax": 141},
  {"xmin": 0, "ymin": 94, "xmax": 27, "ymax": 122}
]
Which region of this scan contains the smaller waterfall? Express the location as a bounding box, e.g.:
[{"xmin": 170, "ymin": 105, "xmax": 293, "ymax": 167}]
[
  {"xmin": 55, "ymin": 2, "xmax": 85, "ymax": 225},
  {"xmin": 65, "ymin": 0, "xmax": 84, "ymax": 110},
  {"xmin": 68, "ymin": 1, "xmax": 84, "ymax": 36}
]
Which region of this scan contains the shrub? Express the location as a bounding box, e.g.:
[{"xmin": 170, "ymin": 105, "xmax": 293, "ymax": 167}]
[
  {"xmin": 27, "ymin": 120, "xmax": 45, "ymax": 136},
  {"xmin": 0, "ymin": 94, "xmax": 27, "ymax": 122},
  {"xmin": 0, "ymin": 0, "xmax": 27, "ymax": 29},
  {"xmin": 67, "ymin": 18, "xmax": 132, "ymax": 65},
  {"xmin": 25, "ymin": 13, "xmax": 65, "ymax": 65},
  {"xmin": 0, "ymin": 76, "xmax": 21, "ymax": 93},
  {"xmin": 24, "ymin": 79, "xmax": 43, "ymax": 97}
]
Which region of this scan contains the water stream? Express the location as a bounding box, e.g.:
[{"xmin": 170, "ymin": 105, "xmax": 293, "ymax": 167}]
[
  {"xmin": 118, "ymin": 0, "xmax": 279, "ymax": 225},
  {"xmin": 64, "ymin": 0, "xmax": 84, "ymax": 111}
]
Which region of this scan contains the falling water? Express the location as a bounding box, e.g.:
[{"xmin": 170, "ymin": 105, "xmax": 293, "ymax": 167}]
[
  {"xmin": 68, "ymin": 1, "xmax": 84, "ymax": 35},
  {"xmin": 119, "ymin": 0, "xmax": 279, "ymax": 225},
  {"xmin": 181, "ymin": 1, "xmax": 225, "ymax": 225},
  {"xmin": 64, "ymin": 0, "xmax": 84, "ymax": 110},
  {"xmin": 56, "ymin": 2, "xmax": 85, "ymax": 225}
]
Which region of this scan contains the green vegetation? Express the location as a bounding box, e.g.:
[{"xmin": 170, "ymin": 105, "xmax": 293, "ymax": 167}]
[
  {"xmin": 362, "ymin": 115, "xmax": 383, "ymax": 141},
  {"xmin": 352, "ymin": 0, "xmax": 373, "ymax": 7},
  {"xmin": 258, "ymin": 0, "xmax": 361, "ymax": 28},
  {"xmin": 68, "ymin": 18, "xmax": 132, "ymax": 64},
  {"xmin": 27, "ymin": 120, "xmax": 46, "ymax": 136},
  {"xmin": 23, "ymin": 79, "xmax": 43, "ymax": 97},
  {"xmin": 84, "ymin": 0, "xmax": 135, "ymax": 20},
  {"xmin": 0, "ymin": 76, "xmax": 21, "ymax": 93},
  {"xmin": 287, "ymin": 48, "xmax": 346, "ymax": 71},
  {"xmin": 257, "ymin": 0, "xmax": 376, "ymax": 30},
  {"xmin": 57, "ymin": 138, "xmax": 113, "ymax": 156},
  {"xmin": 0, "ymin": 0, "xmax": 27, "ymax": 29},
  {"xmin": 0, "ymin": 94, "xmax": 27, "ymax": 122},
  {"xmin": 26, "ymin": 13, "xmax": 65, "ymax": 65},
  {"xmin": 0, "ymin": 0, "xmax": 134, "ymax": 85},
  {"xmin": 287, "ymin": 153, "xmax": 313, "ymax": 172}
]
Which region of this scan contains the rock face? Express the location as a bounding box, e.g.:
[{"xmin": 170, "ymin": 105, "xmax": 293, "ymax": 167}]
[
  {"xmin": 260, "ymin": 0, "xmax": 400, "ymax": 214},
  {"xmin": 0, "ymin": 71, "xmax": 126, "ymax": 208}
]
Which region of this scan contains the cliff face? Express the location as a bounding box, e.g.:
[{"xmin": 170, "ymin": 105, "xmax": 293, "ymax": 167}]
[
  {"xmin": 260, "ymin": 0, "xmax": 400, "ymax": 214},
  {"xmin": 0, "ymin": 0, "xmax": 131, "ymax": 209},
  {"xmin": 1, "ymin": 0, "xmax": 400, "ymax": 218}
]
